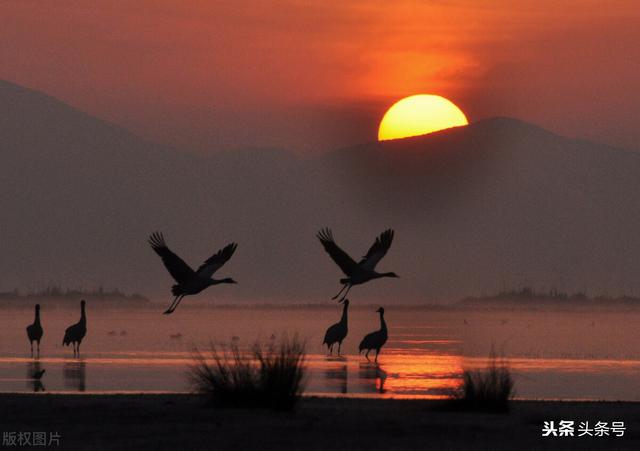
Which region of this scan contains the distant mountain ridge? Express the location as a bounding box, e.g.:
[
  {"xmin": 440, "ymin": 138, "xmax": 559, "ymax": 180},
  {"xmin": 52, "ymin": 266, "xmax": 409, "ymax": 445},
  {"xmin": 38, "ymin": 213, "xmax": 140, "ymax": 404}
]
[
  {"xmin": 459, "ymin": 286, "xmax": 640, "ymax": 309},
  {"xmin": 0, "ymin": 286, "xmax": 149, "ymax": 307},
  {"xmin": 2, "ymin": 79, "xmax": 640, "ymax": 303}
]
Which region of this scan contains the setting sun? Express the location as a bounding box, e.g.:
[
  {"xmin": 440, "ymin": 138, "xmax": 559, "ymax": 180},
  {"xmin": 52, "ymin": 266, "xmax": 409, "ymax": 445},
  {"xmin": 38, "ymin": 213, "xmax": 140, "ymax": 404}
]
[{"xmin": 378, "ymin": 94, "xmax": 468, "ymax": 141}]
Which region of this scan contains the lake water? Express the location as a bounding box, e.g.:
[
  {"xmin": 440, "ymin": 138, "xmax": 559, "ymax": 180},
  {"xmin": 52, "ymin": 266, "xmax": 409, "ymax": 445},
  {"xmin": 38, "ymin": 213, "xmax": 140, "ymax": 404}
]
[{"xmin": 1, "ymin": 305, "xmax": 640, "ymax": 400}]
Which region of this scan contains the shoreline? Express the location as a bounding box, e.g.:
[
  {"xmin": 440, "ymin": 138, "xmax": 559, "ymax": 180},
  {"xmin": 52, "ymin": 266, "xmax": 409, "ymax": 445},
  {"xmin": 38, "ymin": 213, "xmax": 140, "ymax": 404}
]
[
  {"xmin": 2, "ymin": 391, "xmax": 640, "ymax": 403},
  {"xmin": 8, "ymin": 301, "xmax": 640, "ymax": 312},
  {"xmin": 1, "ymin": 394, "xmax": 638, "ymax": 450}
]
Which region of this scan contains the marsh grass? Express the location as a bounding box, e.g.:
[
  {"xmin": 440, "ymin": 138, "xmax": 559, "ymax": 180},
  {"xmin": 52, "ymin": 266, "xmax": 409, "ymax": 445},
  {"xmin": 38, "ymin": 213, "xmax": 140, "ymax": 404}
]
[
  {"xmin": 188, "ymin": 335, "xmax": 306, "ymax": 411},
  {"xmin": 448, "ymin": 354, "xmax": 514, "ymax": 413}
]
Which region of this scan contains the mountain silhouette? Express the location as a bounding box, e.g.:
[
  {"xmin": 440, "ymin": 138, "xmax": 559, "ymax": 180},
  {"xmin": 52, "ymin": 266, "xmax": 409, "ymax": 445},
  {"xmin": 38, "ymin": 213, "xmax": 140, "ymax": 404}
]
[{"xmin": 2, "ymin": 79, "xmax": 640, "ymax": 302}]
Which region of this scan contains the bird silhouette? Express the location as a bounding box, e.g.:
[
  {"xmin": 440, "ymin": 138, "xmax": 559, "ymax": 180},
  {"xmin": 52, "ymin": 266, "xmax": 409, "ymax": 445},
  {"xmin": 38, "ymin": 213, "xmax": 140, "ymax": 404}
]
[
  {"xmin": 317, "ymin": 228, "xmax": 398, "ymax": 302},
  {"xmin": 63, "ymin": 300, "xmax": 87, "ymax": 356},
  {"xmin": 26, "ymin": 304, "xmax": 43, "ymax": 357},
  {"xmin": 323, "ymin": 299, "xmax": 349, "ymax": 355},
  {"xmin": 359, "ymin": 307, "xmax": 388, "ymax": 362},
  {"xmin": 148, "ymin": 232, "xmax": 238, "ymax": 314},
  {"xmin": 32, "ymin": 369, "xmax": 46, "ymax": 380}
]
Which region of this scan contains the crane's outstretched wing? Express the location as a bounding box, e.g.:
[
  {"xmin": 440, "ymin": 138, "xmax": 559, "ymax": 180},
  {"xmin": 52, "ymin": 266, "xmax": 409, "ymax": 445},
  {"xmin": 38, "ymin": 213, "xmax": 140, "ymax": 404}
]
[
  {"xmin": 196, "ymin": 242, "xmax": 238, "ymax": 278},
  {"xmin": 359, "ymin": 229, "xmax": 394, "ymax": 271},
  {"xmin": 148, "ymin": 232, "xmax": 196, "ymax": 284},
  {"xmin": 317, "ymin": 228, "xmax": 358, "ymax": 276}
]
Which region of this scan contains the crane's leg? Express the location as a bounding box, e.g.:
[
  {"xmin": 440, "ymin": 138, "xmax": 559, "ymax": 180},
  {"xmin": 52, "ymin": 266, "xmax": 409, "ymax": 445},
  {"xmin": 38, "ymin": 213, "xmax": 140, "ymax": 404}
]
[
  {"xmin": 37, "ymin": 340, "xmax": 40, "ymax": 357},
  {"xmin": 77, "ymin": 343, "xmax": 81, "ymax": 357},
  {"xmin": 331, "ymin": 284, "xmax": 348, "ymax": 300},
  {"xmin": 375, "ymin": 349, "xmax": 379, "ymax": 363},
  {"xmin": 329, "ymin": 344, "xmax": 333, "ymax": 356},
  {"xmin": 169, "ymin": 295, "xmax": 186, "ymax": 314},
  {"xmin": 30, "ymin": 342, "xmax": 33, "ymax": 357},
  {"xmin": 339, "ymin": 285, "xmax": 352, "ymax": 302},
  {"xmin": 365, "ymin": 350, "xmax": 370, "ymax": 361},
  {"xmin": 338, "ymin": 341, "xmax": 342, "ymax": 356},
  {"xmin": 163, "ymin": 295, "xmax": 181, "ymax": 314}
]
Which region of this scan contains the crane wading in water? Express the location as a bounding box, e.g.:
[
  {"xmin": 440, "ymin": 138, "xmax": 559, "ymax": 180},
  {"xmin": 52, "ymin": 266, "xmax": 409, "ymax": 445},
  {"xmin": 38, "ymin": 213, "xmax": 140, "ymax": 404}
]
[
  {"xmin": 63, "ymin": 300, "xmax": 87, "ymax": 356},
  {"xmin": 317, "ymin": 228, "xmax": 398, "ymax": 302},
  {"xmin": 26, "ymin": 304, "xmax": 43, "ymax": 357},
  {"xmin": 323, "ymin": 299, "xmax": 349, "ymax": 355},
  {"xmin": 148, "ymin": 232, "xmax": 238, "ymax": 315},
  {"xmin": 359, "ymin": 307, "xmax": 388, "ymax": 362}
]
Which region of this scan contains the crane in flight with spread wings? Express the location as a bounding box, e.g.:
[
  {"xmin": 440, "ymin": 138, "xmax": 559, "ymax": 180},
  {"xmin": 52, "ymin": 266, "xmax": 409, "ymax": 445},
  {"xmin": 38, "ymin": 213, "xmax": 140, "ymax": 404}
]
[
  {"xmin": 317, "ymin": 228, "xmax": 398, "ymax": 302},
  {"xmin": 148, "ymin": 232, "xmax": 238, "ymax": 314}
]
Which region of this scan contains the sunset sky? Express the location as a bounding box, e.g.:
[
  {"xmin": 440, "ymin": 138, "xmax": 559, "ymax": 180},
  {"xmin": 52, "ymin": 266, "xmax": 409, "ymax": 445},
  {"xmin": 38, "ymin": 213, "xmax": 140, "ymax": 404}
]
[{"xmin": 2, "ymin": 0, "xmax": 638, "ymax": 153}]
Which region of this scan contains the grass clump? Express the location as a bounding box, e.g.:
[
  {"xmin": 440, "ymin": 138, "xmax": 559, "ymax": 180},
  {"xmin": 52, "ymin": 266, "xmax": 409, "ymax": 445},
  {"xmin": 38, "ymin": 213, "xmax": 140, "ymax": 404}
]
[
  {"xmin": 450, "ymin": 355, "xmax": 514, "ymax": 413},
  {"xmin": 188, "ymin": 335, "xmax": 306, "ymax": 411}
]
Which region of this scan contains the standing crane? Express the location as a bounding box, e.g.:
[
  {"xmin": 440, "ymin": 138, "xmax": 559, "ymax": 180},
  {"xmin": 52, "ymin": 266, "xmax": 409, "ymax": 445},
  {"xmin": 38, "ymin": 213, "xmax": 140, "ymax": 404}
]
[
  {"xmin": 26, "ymin": 304, "xmax": 43, "ymax": 357},
  {"xmin": 148, "ymin": 232, "xmax": 238, "ymax": 314},
  {"xmin": 323, "ymin": 299, "xmax": 349, "ymax": 355},
  {"xmin": 63, "ymin": 300, "xmax": 87, "ymax": 356},
  {"xmin": 317, "ymin": 228, "xmax": 398, "ymax": 302},
  {"xmin": 359, "ymin": 307, "xmax": 388, "ymax": 362}
]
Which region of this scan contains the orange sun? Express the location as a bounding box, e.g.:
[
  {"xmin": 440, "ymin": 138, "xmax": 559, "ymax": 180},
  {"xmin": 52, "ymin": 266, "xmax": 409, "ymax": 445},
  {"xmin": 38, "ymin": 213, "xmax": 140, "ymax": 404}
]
[{"xmin": 378, "ymin": 94, "xmax": 468, "ymax": 141}]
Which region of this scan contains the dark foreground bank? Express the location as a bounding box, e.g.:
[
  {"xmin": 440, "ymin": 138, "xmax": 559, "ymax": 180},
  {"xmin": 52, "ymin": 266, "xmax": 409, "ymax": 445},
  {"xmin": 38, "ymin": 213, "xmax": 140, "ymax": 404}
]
[{"xmin": 0, "ymin": 394, "xmax": 638, "ymax": 450}]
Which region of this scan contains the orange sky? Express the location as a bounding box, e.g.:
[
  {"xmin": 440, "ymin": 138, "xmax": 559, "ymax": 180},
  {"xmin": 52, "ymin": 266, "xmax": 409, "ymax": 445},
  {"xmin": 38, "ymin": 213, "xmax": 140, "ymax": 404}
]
[{"xmin": 1, "ymin": 0, "xmax": 639, "ymax": 153}]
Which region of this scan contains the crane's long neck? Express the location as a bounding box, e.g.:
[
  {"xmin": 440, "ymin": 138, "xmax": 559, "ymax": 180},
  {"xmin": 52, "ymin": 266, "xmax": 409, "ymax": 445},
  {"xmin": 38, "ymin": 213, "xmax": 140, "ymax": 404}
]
[
  {"xmin": 379, "ymin": 312, "xmax": 387, "ymax": 333},
  {"xmin": 34, "ymin": 309, "xmax": 41, "ymax": 326},
  {"xmin": 340, "ymin": 303, "xmax": 348, "ymax": 324},
  {"xmin": 80, "ymin": 305, "xmax": 86, "ymax": 325}
]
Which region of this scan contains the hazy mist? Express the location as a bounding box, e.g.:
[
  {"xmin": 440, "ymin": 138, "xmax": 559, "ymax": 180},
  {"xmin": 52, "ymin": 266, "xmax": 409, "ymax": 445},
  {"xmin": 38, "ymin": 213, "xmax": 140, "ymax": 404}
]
[{"xmin": 3, "ymin": 80, "xmax": 640, "ymax": 304}]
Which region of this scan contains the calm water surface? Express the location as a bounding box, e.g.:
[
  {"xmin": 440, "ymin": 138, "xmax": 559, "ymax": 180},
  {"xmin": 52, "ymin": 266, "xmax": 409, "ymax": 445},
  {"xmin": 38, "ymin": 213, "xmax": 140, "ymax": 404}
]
[{"xmin": 1, "ymin": 305, "xmax": 639, "ymax": 400}]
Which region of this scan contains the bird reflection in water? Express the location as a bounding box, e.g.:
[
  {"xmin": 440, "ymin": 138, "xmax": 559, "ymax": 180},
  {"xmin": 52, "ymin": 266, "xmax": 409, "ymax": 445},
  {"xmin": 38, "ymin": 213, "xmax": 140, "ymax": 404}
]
[
  {"xmin": 63, "ymin": 360, "xmax": 86, "ymax": 392},
  {"xmin": 26, "ymin": 360, "xmax": 45, "ymax": 392},
  {"xmin": 359, "ymin": 363, "xmax": 387, "ymax": 394},
  {"xmin": 324, "ymin": 363, "xmax": 348, "ymax": 394}
]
